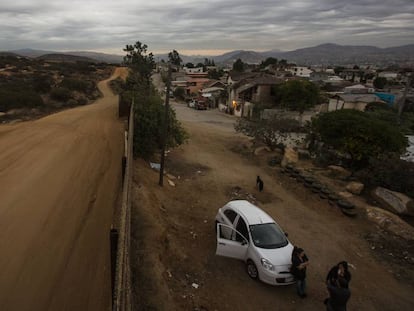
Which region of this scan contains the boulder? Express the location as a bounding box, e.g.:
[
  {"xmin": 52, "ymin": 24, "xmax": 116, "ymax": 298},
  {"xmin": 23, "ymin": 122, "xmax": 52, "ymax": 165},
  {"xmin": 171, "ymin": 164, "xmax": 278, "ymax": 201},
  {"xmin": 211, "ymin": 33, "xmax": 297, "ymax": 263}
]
[
  {"xmin": 281, "ymin": 147, "xmax": 298, "ymax": 167},
  {"xmin": 327, "ymin": 165, "xmax": 352, "ymax": 180},
  {"xmin": 254, "ymin": 146, "xmax": 271, "ymax": 156},
  {"xmin": 365, "ymin": 205, "xmax": 414, "ymax": 240},
  {"xmin": 371, "ymin": 187, "xmax": 414, "ymax": 216},
  {"xmin": 339, "ymin": 191, "xmax": 353, "ymax": 199},
  {"xmin": 346, "ymin": 182, "xmax": 364, "ymax": 195}
]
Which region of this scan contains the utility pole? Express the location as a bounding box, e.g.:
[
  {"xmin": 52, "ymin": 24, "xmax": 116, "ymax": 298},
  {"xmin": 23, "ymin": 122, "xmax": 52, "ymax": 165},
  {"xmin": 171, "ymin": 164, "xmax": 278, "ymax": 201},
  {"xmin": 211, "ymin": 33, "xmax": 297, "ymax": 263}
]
[{"xmin": 159, "ymin": 64, "xmax": 172, "ymax": 186}]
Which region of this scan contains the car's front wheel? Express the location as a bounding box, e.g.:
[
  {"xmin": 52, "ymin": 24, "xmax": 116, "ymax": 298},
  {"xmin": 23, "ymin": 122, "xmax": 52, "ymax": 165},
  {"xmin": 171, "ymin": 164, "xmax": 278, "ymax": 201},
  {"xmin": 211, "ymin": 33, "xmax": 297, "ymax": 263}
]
[{"xmin": 246, "ymin": 260, "xmax": 259, "ymax": 279}]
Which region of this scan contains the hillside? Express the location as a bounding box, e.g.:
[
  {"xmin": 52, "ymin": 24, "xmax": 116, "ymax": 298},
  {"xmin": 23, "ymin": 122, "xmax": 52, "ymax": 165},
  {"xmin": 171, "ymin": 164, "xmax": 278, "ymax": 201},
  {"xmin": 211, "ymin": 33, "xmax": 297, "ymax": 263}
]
[
  {"xmin": 8, "ymin": 49, "xmax": 123, "ymax": 64},
  {"xmin": 37, "ymin": 53, "xmax": 98, "ymax": 63}
]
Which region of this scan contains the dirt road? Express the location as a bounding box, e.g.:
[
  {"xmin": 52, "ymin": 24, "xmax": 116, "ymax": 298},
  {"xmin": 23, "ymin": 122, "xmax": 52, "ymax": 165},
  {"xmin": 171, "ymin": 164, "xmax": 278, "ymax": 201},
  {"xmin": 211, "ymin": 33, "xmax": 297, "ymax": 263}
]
[
  {"xmin": 132, "ymin": 102, "xmax": 414, "ymax": 310},
  {"xmin": 0, "ymin": 68, "xmax": 126, "ymax": 310}
]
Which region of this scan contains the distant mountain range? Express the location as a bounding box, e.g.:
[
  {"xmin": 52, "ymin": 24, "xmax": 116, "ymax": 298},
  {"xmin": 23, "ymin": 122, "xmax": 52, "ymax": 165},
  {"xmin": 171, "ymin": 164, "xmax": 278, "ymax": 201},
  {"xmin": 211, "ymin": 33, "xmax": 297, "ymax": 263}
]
[
  {"xmin": 4, "ymin": 43, "xmax": 414, "ymax": 66},
  {"xmin": 155, "ymin": 43, "xmax": 414, "ymax": 66}
]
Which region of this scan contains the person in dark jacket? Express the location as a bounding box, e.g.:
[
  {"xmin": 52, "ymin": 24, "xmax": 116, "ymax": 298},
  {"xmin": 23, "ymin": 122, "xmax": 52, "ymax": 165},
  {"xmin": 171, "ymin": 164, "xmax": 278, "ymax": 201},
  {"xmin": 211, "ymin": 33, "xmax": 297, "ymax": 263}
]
[
  {"xmin": 326, "ymin": 277, "xmax": 351, "ymax": 311},
  {"xmin": 326, "ymin": 261, "xmax": 352, "ymax": 288},
  {"xmin": 291, "ymin": 247, "xmax": 309, "ymax": 298},
  {"xmin": 256, "ymin": 175, "xmax": 264, "ymax": 192}
]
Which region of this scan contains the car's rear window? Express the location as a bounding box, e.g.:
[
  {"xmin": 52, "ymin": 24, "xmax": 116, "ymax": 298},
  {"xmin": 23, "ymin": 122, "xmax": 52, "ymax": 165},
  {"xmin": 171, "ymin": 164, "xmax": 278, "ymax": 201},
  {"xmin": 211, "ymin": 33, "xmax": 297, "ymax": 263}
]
[{"xmin": 249, "ymin": 223, "xmax": 288, "ymax": 249}]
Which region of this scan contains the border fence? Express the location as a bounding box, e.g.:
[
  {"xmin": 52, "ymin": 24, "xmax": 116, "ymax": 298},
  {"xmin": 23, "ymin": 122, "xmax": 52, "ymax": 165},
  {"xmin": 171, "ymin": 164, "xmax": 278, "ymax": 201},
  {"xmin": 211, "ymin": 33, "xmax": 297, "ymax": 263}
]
[{"xmin": 112, "ymin": 101, "xmax": 134, "ymax": 310}]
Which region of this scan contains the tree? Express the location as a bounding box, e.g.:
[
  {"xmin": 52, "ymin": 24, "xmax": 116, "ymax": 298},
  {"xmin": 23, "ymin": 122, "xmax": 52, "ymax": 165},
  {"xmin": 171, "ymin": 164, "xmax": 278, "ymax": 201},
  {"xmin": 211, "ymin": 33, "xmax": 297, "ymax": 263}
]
[
  {"xmin": 168, "ymin": 50, "xmax": 182, "ymax": 67},
  {"xmin": 310, "ymin": 109, "xmax": 408, "ymax": 168},
  {"xmin": 279, "ymin": 80, "xmax": 320, "ymax": 113},
  {"xmin": 373, "ymin": 77, "xmax": 387, "ymax": 89},
  {"xmin": 123, "ymin": 41, "xmax": 155, "ymax": 91},
  {"xmin": 122, "ymin": 42, "xmax": 187, "ymax": 159},
  {"xmin": 173, "ymin": 87, "xmax": 185, "ymax": 99},
  {"xmin": 233, "ymin": 58, "xmax": 245, "ymax": 72},
  {"xmin": 235, "ymin": 115, "xmax": 303, "ymax": 150},
  {"xmin": 208, "ymin": 69, "xmax": 223, "ymax": 80},
  {"xmin": 132, "ymin": 93, "xmax": 187, "ymax": 159},
  {"xmin": 260, "ymin": 57, "xmax": 278, "ymax": 69},
  {"xmin": 185, "ymin": 62, "xmax": 194, "ymax": 68}
]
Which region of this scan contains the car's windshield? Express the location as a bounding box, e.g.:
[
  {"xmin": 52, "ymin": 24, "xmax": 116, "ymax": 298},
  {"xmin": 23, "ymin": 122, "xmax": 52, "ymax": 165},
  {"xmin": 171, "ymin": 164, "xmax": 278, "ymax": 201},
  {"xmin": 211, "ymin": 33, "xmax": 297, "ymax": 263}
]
[{"xmin": 249, "ymin": 223, "xmax": 288, "ymax": 249}]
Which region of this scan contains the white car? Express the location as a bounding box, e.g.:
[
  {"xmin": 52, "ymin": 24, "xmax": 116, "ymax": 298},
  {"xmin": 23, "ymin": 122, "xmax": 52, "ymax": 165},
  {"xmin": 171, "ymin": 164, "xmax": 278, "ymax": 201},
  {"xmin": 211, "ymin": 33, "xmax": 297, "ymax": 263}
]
[{"xmin": 215, "ymin": 200, "xmax": 295, "ymax": 285}]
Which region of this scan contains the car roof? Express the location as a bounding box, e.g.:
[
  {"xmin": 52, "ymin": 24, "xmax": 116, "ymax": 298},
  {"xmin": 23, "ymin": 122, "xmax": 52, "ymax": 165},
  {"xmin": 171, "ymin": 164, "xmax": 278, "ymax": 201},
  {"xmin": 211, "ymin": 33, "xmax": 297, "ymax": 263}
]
[{"xmin": 224, "ymin": 200, "xmax": 275, "ymax": 225}]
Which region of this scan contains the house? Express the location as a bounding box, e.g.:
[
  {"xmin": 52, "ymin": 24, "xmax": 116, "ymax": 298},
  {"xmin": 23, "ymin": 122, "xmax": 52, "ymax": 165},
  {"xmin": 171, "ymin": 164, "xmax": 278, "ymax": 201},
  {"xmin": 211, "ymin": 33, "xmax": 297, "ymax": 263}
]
[
  {"xmin": 287, "ymin": 66, "xmax": 313, "ymax": 78},
  {"xmin": 186, "ymin": 78, "xmax": 211, "ymax": 95},
  {"xmin": 378, "ymin": 71, "xmax": 399, "ymax": 81},
  {"xmin": 226, "ymin": 71, "xmax": 258, "ymax": 86},
  {"xmin": 328, "ymin": 94, "xmax": 384, "ymax": 112},
  {"xmin": 184, "ymin": 67, "xmax": 208, "ymax": 78},
  {"xmin": 344, "ymin": 84, "xmax": 375, "ymax": 94},
  {"xmin": 227, "ymin": 73, "xmax": 282, "ymax": 117}
]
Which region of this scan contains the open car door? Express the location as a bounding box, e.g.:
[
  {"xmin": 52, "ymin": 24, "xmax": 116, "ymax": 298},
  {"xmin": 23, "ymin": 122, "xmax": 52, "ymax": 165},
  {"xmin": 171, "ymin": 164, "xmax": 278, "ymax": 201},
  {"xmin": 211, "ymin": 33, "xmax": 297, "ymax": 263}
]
[{"xmin": 216, "ymin": 223, "xmax": 248, "ymax": 260}]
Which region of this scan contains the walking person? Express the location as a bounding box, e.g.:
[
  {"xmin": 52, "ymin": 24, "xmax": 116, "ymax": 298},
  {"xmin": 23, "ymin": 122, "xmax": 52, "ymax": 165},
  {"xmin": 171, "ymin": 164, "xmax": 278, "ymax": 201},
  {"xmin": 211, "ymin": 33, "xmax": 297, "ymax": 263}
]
[
  {"xmin": 326, "ymin": 261, "xmax": 352, "ymax": 287},
  {"xmin": 291, "ymin": 246, "xmax": 309, "ymax": 298},
  {"xmin": 326, "ymin": 277, "xmax": 351, "ymax": 311},
  {"xmin": 256, "ymin": 175, "xmax": 264, "ymax": 192}
]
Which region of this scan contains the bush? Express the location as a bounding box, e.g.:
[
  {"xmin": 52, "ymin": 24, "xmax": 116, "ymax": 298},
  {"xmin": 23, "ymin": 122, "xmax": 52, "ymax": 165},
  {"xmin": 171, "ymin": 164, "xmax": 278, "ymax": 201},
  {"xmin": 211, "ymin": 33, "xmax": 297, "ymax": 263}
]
[
  {"xmin": 356, "ymin": 155, "xmax": 414, "ymax": 197},
  {"xmin": 310, "ymin": 109, "xmax": 408, "ymax": 169},
  {"xmin": 60, "ymin": 78, "xmax": 90, "ymax": 92},
  {"xmin": 0, "ymin": 89, "xmax": 43, "ymax": 112},
  {"xmin": 50, "ymin": 87, "xmax": 72, "ymax": 101}
]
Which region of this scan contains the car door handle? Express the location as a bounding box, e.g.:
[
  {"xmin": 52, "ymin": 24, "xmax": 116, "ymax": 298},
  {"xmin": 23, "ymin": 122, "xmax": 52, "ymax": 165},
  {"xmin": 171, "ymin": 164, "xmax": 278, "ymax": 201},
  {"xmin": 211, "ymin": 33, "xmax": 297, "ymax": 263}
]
[{"xmin": 219, "ymin": 242, "xmax": 226, "ymax": 246}]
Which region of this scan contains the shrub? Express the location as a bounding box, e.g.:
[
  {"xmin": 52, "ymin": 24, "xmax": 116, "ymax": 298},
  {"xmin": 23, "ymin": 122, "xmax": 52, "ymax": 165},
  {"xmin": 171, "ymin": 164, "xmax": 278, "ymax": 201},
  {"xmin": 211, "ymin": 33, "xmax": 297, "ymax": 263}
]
[
  {"xmin": 356, "ymin": 154, "xmax": 414, "ymax": 197},
  {"xmin": 310, "ymin": 109, "xmax": 408, "ymax": 169},
  {"xmin": 60, "ymin": 78, "xmax": 90, "ymax": 92},
  {"xmin": 50, "ymin": 87, "xmax": 72, "ymax": 101},
  {"xmin": 0, "ymin": 89, "xmax": 43, "ymax": 112}
]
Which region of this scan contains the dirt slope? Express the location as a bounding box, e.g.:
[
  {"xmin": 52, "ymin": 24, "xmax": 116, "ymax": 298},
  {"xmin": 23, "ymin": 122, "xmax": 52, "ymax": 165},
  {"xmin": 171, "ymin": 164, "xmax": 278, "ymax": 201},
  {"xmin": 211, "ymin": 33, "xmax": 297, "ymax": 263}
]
[
  {"xmin": 132, "ymin": 102, "xmax": 414, "ymax": 310},
  {"xmin": 0, "ymin": 68, "xmax": 126, "ymax": 311}
]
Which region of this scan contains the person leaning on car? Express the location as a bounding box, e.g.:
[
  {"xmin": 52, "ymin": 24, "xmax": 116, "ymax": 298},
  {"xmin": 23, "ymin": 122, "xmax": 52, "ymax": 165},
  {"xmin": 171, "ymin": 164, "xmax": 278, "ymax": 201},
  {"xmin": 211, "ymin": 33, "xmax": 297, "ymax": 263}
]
[{"xmin": 291, "ymin": 247, "xmax": 309, "ymax": 298}]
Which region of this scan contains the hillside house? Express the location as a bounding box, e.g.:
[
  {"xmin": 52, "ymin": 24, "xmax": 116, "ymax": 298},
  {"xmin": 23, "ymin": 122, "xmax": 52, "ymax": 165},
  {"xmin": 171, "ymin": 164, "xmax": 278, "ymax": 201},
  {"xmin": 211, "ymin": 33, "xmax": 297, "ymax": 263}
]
[{"xmin": 227, "ymin": 74, "xmax": 282, "ymax": 117}]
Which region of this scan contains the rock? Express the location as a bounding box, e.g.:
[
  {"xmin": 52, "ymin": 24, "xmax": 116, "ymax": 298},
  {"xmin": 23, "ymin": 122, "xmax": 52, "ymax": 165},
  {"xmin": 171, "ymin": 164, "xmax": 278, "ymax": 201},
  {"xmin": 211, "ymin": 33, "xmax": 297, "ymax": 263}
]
[
  {"xmin": 327, "ymin": 165, "xmax": 352, "ymax": 179},
  {"xmin": 168, "ymin": 179, "xmax": 176, "ymax": 187},
  {"xmin": 371, "ymin": 187, "xmax": 414, "ymax": 216},
  {"xmin": 254, "ymin": 146, "xmax": 271, "ymax": 155},
  {"xmin": 339, "ymin": 191, "xmax": 353, "ymax": 199},
  {"xmin": 166, "ymin": 173, "xmax": 177, "ymax": 180},
  {"xmin": 365, "ymin": 205, "xmax": 414, "ymax": 240},
  {"xmin": 281, "ymin": 147, "xmax": 298, "ymax": 167},
  {"xmin": 346, "ymin": 182, "xmax": 364, "ymax": 195}
]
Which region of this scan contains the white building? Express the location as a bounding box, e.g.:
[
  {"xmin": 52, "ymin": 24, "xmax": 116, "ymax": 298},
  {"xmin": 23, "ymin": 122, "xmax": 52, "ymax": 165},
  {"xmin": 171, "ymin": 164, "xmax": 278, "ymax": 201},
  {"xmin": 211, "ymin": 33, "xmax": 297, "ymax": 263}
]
[{"xmin": 288, "ymin": 66, "xmax": 313, "ymax": 78}]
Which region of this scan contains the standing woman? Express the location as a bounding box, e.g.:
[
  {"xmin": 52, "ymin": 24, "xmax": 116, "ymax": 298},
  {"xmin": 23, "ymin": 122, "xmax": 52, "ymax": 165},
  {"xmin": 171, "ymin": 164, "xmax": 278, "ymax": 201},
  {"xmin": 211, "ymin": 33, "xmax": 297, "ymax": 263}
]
[{"xmin": 291, "ymin": 247, "xmax": 310, "ymax": 298}]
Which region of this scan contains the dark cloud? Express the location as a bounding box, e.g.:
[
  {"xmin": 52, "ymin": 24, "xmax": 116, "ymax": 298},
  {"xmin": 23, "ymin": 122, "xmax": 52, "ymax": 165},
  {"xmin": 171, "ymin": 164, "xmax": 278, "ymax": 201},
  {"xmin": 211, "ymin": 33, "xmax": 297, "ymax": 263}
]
[{"xmin": 0, "ymin": 0, "xmax": 413, "ymax": 55}]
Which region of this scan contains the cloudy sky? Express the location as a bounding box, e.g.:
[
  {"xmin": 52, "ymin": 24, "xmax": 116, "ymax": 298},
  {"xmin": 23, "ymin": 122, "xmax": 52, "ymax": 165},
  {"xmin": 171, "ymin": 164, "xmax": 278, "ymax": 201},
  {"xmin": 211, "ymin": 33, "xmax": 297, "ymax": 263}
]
[{"xmin": 1, "ymin": 0, "xmax": 413, "ymax": 55}]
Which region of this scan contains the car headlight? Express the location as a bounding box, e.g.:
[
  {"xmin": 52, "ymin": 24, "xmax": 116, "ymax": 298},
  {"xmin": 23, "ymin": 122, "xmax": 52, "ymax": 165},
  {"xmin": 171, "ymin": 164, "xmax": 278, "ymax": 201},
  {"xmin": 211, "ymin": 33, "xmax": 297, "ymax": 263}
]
[{"xmin": 261, "ymin": 258, "xmax": 275, "ymax": 271}]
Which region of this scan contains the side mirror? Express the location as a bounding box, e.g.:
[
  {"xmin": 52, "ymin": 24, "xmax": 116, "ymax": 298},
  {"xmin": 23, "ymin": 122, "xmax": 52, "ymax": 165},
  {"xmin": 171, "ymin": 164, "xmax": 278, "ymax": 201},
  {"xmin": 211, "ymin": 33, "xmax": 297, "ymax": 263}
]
[
  {"xmin": 241, "ymin": 240, "xmax": 248, "ymax": 246},
  {"xmin": 285, "ymin": 232, "xmax": 288, "ymax": 237}
]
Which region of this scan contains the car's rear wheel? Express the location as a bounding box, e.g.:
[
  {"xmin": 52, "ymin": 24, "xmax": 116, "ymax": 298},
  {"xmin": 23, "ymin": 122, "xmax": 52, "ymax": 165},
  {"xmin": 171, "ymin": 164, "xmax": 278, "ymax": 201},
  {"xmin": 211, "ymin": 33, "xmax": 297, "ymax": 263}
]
[{"xmin": 246, "ymin": 260, "xmax": 259, "ymax": 279}]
